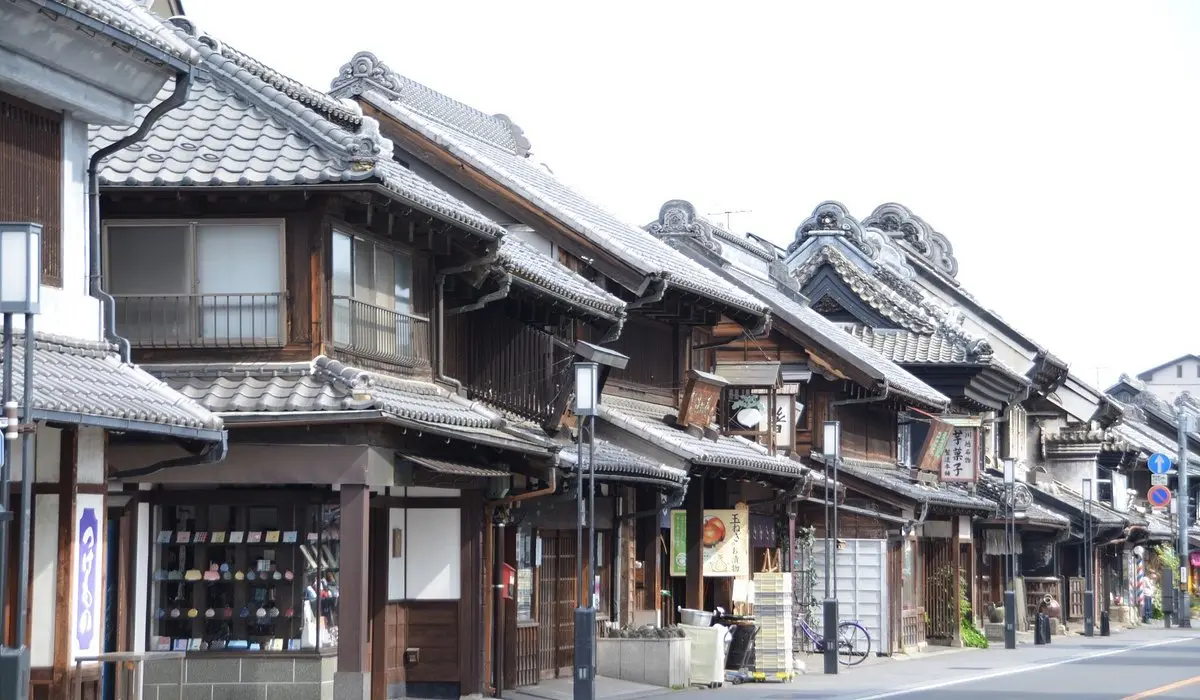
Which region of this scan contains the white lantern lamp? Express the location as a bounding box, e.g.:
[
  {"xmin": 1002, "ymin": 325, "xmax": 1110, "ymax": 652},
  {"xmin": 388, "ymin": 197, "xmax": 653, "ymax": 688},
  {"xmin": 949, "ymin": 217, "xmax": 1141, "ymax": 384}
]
[
  {"xmin": 1082, "ymin": 477, "xmax": 1093, "ymax": 503},
  {"xmin": 1002, "ymin": 458, "xmax": 1016, "ymax": 486},
  {"xmin": 0, "ymin": 223, "xmax": 40, "ymax": 315},
  {"xmin": 822, "ymin": 420, "xmax": 841, "ymax": 461},
  {"xmin": 573, "ymin": 361, "xmax": 599, "ymax": 417}
]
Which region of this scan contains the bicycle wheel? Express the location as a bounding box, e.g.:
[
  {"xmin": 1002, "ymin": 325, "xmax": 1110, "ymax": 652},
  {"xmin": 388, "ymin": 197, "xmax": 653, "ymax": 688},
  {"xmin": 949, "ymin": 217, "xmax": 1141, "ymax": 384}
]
[{"xmin": 836, "ymin": 622, "xmax": 870, "ymax": 666}]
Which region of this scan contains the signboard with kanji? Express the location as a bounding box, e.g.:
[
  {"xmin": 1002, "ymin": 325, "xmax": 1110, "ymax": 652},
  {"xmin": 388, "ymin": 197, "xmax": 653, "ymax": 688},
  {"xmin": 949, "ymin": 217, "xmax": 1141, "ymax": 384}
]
[
  {"xmin": 677, "ymin": 370, "xmax": 729, "ymax": 430},
  {"xmin": 940, "ymin": 426, "xmax": 979, "ymax": 483},
  {"xmin": 669, "ymin": 504, "xmax": 750, "ymax": 578},
  {"xmin": 916, "ymin": 419, "xmax": 955, "ymax": 471}
]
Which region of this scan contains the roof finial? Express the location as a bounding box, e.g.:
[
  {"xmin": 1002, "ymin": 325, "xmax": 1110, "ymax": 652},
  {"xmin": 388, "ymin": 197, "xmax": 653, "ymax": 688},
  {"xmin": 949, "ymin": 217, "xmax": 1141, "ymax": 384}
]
[{"xmin": 330, "ymin": 51, "xmax": 402, "ymax": 99}]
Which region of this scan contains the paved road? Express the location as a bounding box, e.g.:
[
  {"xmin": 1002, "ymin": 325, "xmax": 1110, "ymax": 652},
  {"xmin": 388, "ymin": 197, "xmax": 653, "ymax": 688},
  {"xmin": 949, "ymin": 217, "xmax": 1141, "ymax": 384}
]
[{"xmin": 670, "ymin": 627, "xmax": 1200, "ymax": 700}]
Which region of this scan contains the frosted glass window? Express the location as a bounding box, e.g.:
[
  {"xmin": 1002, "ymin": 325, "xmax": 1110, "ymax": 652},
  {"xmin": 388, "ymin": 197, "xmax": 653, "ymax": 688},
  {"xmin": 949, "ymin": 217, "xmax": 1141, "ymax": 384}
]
[
  {"xmin": 332, "ymin": 231, "xmax": 353, "ymax": 345},
  {"xmin": 196, "ymin": 223, "xmax": 282, "ymax": 341},
  {"xmin": 106, "ymin": 225, "xmax": 191, "ymax": 345}
]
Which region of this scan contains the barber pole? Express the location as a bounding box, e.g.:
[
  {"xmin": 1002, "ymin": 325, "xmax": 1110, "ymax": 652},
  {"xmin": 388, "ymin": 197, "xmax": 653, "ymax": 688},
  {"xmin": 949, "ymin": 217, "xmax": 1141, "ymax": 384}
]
[{"xmin": 1137, "ymin": 558, "xmax": 1146, "ymax": 608}]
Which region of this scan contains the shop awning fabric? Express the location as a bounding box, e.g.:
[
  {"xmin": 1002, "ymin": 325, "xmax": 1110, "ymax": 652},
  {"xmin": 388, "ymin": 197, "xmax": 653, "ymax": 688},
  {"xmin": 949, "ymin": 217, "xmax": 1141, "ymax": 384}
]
[{"xmin": 2, "ymin": 332, "xmax": 224, "ymax": 441}]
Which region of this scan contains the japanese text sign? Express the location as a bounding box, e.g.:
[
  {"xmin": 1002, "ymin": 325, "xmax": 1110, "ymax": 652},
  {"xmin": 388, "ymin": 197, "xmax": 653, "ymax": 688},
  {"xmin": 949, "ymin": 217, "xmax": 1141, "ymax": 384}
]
[
  {"xmin": 940, "ymin": 426, "xmax": 979, "ymax": 483},
  {"xmin": 669, "ymin": 504, "xmax": 750, "ymax": 578}
]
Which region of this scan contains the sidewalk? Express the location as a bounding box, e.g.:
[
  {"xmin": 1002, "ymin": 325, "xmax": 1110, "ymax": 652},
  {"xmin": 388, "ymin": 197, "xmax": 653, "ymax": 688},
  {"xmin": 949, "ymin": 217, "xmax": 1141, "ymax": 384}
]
[
  {"xmin": 505, "ymin": 676, "xmax": 673, "ymax": 700},
  {"xmin": 503, "ymin": 622, "xmax": 1187, "ymax": 700}
]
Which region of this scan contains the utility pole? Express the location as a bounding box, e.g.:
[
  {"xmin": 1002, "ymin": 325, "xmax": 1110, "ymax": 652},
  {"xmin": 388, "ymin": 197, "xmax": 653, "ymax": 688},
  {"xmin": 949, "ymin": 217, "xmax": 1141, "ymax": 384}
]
[{"xmin": 1177, "ymin": 402, "xmax": 1192, "ymax": 627}]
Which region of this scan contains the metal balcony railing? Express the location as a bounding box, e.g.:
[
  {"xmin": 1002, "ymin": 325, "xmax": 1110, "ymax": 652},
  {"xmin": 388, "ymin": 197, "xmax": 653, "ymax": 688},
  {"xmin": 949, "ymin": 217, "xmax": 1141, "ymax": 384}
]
[
  {"xmin": 332, "ymin": 295, "xmax": 430, "ymax": 367},
  {"xmin": 113, "ymin": 293, "xmax": 286, "ymax": 348}
]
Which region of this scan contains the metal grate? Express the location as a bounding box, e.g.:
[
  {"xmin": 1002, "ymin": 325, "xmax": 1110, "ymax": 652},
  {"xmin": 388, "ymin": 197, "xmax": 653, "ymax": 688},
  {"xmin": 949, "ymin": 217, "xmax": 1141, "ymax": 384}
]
[{"xmin": 0, "ymin": 92, "xmax": 62, "ymax": 288}]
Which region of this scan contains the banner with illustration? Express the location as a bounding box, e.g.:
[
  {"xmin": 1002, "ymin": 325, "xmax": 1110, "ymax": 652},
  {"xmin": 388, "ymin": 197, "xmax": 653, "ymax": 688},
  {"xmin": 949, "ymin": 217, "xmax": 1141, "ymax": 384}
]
[{"xmin": 668, "ymin": 504, "xmax": 750, "ymax": 578}]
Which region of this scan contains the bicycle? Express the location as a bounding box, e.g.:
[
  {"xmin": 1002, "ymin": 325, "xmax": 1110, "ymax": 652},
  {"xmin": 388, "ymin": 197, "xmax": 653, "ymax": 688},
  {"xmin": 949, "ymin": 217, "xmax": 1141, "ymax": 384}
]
[{"xmin": 797, "ymin": 615, "xmax": 871, "ymax": 666}]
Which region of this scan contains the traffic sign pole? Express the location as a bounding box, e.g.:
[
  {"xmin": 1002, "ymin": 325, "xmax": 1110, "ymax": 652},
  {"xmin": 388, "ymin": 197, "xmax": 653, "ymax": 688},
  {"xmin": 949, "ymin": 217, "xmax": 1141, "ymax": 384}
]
[{"xmin": 1176, "ymin": 414, "xmax": 1192, "ymax": 628}]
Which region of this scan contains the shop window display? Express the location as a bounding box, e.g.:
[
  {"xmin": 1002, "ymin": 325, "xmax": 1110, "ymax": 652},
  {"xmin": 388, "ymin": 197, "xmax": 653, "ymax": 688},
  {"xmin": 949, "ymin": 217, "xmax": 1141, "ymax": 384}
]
[{"xmin": 149, "ymin": 502, "xmax": 340, "ymax": 653}]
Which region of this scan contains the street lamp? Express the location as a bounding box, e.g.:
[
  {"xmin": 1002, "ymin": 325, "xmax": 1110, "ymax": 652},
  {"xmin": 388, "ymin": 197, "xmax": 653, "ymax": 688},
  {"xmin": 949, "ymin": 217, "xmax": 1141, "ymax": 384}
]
[
  {"xmin": 822, "ymin": 420, "xmax": 841, "ymax": 675},
  {"xmin": 1082, "ymin": 477, "xmax": 1094, "ymax": 637},
  {"xmin": 1002, "ymin": 458, "xmax": 1017, "ymax": 650},
  {"xmin": 572, "ymin": 361, "xmax": 598, "ymax": 700},
  {"xmin": 0, "ymin": 221, "xmax": 40, "ymax": 700}
]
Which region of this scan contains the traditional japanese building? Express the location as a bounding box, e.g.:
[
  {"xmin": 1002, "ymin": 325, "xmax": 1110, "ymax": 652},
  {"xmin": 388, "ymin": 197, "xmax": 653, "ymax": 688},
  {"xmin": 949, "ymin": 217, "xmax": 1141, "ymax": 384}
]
[{"xmin": 90, "ymin": 19, "xmax": 636, "ymax": 700}]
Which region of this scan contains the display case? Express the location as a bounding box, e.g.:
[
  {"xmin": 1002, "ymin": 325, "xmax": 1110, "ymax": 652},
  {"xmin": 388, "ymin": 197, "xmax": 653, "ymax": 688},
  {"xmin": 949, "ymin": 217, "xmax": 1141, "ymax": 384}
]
[{"xmin": 149, "ymin": 502, "xmax": 341, "ymax": 653}]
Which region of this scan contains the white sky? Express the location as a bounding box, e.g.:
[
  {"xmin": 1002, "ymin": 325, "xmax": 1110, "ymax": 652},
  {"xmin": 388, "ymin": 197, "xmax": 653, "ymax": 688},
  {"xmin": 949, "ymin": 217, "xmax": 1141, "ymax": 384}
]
[{"xmin": 184, "ymin": 0, "xmax": 1200, "ymax": 389}]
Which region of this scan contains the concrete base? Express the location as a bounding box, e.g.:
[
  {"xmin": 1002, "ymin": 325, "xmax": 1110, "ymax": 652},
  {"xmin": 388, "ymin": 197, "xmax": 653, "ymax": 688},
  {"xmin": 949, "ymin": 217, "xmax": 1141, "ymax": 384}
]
[
  {"xmin": 143, "ymin": 654, "xmax": 335, "ymax": 700},
  {"xmin": 333, "ymin": 671, "xmax": 370, "ymax": 700}
]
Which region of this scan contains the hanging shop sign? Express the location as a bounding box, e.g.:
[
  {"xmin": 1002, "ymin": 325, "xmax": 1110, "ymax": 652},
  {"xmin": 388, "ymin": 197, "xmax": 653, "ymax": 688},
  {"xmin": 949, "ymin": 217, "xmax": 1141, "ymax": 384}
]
[
  {"xmin": 669, "ymin": 503, "xmax": 750, "ymax": 578},
  {"xmin": 940, "ymin": 425, "xmax": 980, "ymax": 483}
]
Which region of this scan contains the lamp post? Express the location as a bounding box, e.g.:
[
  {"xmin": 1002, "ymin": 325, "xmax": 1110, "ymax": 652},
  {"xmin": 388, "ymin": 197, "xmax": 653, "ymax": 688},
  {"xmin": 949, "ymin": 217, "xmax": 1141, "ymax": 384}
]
[
  {"xmin": 0, "ymin": 222, "xmax": 40, "ymax": 700},
  {"xmin": 1082, "ymin": 477, "xmax": 1094, "ymax": 637},
  {"xmin": 572, "ymin": 361, "xmax": 598, "ymax": 700},
  {"xmin": 822, "ymin": 420, "xmax": 841, "ymax": 675},
  {"xmin": 1002, "ymin": 458, "xmax": 1017, "ymax": 650}
]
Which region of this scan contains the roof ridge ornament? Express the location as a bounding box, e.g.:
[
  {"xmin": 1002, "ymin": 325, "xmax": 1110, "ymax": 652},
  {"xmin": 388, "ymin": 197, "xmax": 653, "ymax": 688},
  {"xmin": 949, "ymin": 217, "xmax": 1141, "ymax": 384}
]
[
  {"xmin": 347, "ymin": 115, "xmax": 392, "ymax": 163},
  {"xmin": 790, "ymin": 201, "xmax": 869, "ymax": 255},
  {"xmin": 647, "ymin": 200, "xmax": 722, "ymax": 255},
  {"xmin": 331, "ymin": 51, "xmax": 404, "ymax": 99},
  {"xmin": 863, "ymin": 203, "xmax": 960, "ymax": 279},
  {"xmin": 492, "ymin": 114, "xmax": 533, "ymax": 158}
]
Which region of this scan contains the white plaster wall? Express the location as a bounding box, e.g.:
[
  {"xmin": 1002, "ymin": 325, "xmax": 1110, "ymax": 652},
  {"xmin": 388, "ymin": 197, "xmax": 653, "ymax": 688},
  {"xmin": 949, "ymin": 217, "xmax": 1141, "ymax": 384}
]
[
  {"xmin": 10, "ymin": 115, "xmax": 102, "ymax": 341},
  {"xmin": 386, "ymin": 506, "xmax": 461, "ymax": 601},
  {"xmin": 1142, "ymin": 358, "xmax": 1200, "ymax": 403},
  {"xmin": 76, "ymin": 427, "xmax": 105, "ymax": 484},
  {"xmin": 907, "ymin": 276, "xmax": 1035, "ymax": 374},
  {"xmin": 1049, "ymin": 460, "xmax": 1097, "ymax": 496},
  {"xmin": 133, "ymin": 502, "xmax": 150, "ymax": 653},
  {"xmin": 30, "ymin": 494, "xmax": 58, "ymax": 667}
]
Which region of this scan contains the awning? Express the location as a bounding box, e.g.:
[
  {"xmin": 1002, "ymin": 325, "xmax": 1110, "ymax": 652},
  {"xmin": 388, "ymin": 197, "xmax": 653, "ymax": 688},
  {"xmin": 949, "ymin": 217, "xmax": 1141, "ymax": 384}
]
[
  {"xmin": 557, "ymin": 436, "xmax": 688, "ymax": 489},
  {"xmin": 401, "ymin": 455, "xmax": 508, "ymax": 478},
  {"xmin": 4, "ymin": 332, "xmax": 224, "ymax": 442}
]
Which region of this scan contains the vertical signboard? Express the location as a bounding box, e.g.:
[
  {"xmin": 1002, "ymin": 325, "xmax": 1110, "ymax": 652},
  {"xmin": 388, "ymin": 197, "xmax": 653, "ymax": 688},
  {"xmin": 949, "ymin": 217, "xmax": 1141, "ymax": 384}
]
[
  {"xmin": 669, "ymin": 503, "xmax": 750, "ymax": 578},
  {"xmin": 72, "ymin": 495, "xmax": 104, "ymax": 660},
  {"xmin": 940, "ymin": 426, "xmax": 980, "ymax": 483}
]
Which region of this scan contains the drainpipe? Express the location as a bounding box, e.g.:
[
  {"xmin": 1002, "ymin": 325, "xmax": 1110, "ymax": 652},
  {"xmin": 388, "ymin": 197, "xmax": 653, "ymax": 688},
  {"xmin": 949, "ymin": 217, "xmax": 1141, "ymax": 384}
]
[
  {"xmin": 628, "ymin": 277, "xmax": 667, "ymax": 310},
  {"xmin": 617, "ymin": 483, "xmax": 688, "ymax": 521},
  {"xmin": 827, "ymin": 379, "xmax": 892, "ymax": 419},
  {"xmin": 447, "ymin": 270, "xmax": 511, "ymax": 316},
  {"xmin": 435, "ymin": 246, "xmax": 501, "ymax": 392},
  {"xmin": 108, "ymin": 432, "xmax": 229, "ymax": 480},
  {"xmin": 88, "ymin": 71, "xmax": 193, "ymax": 363}
]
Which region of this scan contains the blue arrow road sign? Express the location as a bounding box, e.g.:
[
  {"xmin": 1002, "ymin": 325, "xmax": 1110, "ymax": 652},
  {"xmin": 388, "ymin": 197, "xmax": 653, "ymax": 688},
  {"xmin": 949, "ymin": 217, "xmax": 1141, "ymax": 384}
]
[{"xmin": 1148, "ymin": 452, "xmax": 1174, "ymax": 475}]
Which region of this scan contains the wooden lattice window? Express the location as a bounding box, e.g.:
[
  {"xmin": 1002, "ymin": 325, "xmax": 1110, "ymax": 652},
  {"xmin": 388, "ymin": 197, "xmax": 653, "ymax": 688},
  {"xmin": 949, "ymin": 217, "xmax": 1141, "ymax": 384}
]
[{"xmin": 0, "ymin": 92, "xmax": 63, "ymax": 288}]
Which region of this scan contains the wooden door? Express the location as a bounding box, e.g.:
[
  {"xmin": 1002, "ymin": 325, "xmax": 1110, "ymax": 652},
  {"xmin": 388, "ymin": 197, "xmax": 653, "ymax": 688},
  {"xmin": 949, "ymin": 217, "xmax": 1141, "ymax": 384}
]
[
  {"xmin": 553, "ymin": 531, "xmax": 577, "ymax": 677},
  {"xmin": 887, "ymin": 539, "xmax": 902, "ymax": 654},
  {"xmin": 536, "ymin": 531, "xmax": 579, "ymax": 679},
  {"xmin": 536, "ymin": 534, "xmax": 558, "ymax": 680}
]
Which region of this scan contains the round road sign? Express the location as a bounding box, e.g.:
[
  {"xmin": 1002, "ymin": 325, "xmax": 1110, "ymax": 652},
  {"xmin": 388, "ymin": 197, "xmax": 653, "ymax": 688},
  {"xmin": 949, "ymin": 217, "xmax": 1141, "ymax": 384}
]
[
  {"xmin": 1148, "ymin": 453, "xmax": 1174, "ymax": 475},
  {"xmin": 1148, "ymin": 484, "xmax": 1172, "ymax": 508}
]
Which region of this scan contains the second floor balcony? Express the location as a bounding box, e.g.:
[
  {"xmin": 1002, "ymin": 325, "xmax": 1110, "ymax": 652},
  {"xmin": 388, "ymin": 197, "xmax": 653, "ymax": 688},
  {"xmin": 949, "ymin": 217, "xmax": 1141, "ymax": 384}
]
[
  {"xmin": 114, "ymin": 292, "xmax": 285, "ymax": 348},
  {"xmin": 332, "ymin": 295, "xmax": 430, "ymax": 367}
]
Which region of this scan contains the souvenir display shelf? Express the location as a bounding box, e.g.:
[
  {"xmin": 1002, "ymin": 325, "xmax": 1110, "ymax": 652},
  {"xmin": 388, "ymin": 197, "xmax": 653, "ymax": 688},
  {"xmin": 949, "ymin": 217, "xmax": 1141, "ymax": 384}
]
[{"xmin": 149, "ymin": 503, "xmax": 341, "ymax": 653}]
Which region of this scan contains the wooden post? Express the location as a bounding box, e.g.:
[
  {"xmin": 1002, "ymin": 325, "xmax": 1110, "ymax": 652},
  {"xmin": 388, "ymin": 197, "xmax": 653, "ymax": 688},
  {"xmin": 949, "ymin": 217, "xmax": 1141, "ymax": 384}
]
[
  {"xmin": 952, "ymin": 517, "xmax": 963, "ymax": 646},
  {"xmin": 459, "ymin": 491, "xmax": 483, "ymax": 697},
  {"xmin": 685, "ymin": 477, "xmax": 705, "ymax": 612},
  {"xmin": 637, "ymin": 490, "xmax": 661, "ymax": 620},
  {"xmin": 52, "ymin": 429, "xmax": 78, "ymax": 700},
  {"xmin": 336, "ymin": 484, "xmax": 371, "ymax": 698}
]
